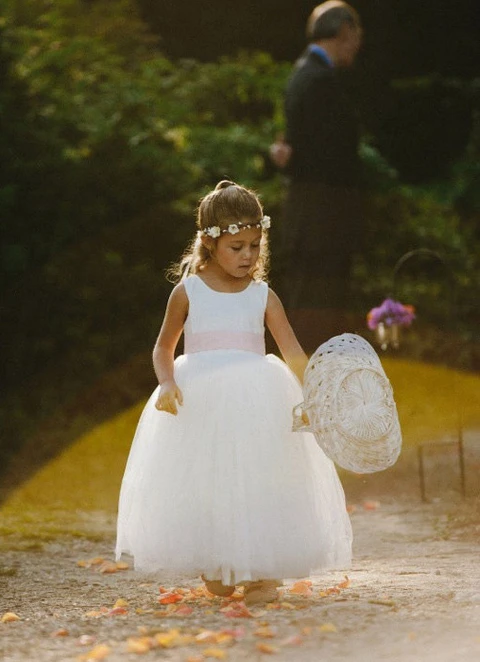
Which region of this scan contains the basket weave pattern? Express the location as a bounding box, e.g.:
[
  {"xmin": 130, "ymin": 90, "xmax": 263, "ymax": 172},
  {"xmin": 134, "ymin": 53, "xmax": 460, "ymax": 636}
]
[{"xmin": 293, "ymin": 334, "xmax": 402, "ymax": 473}]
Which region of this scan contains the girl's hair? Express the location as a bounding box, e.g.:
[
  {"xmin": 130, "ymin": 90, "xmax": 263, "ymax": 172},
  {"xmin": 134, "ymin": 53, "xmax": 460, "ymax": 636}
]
[{"xmin": 167, "ymin": 180, "xmax": 270, "ymax": 283}]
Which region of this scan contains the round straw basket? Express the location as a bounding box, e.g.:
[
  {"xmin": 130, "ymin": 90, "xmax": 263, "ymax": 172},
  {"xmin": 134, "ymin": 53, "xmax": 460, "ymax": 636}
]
[{"xmin": 293, "ymin": 333, "xmax": 402, "ymax": 473}]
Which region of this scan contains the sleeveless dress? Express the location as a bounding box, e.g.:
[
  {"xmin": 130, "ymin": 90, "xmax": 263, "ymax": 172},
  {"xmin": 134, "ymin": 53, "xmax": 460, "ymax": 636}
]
[{"xmin": 116, "ymin": 275, "xmax": 352, "ymax": 585}]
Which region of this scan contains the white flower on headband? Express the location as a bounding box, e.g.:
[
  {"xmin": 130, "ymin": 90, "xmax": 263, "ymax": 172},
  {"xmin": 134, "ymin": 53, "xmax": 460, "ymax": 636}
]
[
  {"xmin": 202, "ymin": 216, "xmax": 272, "ymax": 238},
  {"xmin": 205, "ymin": 226, "xmax": 221, "ymax": 238}
]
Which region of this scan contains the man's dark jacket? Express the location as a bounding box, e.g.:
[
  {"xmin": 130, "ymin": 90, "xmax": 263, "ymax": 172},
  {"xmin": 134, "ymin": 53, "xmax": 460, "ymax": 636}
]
[{"xmin": 285, "ymin": 49, "xmax": 360, "ymax": 188}]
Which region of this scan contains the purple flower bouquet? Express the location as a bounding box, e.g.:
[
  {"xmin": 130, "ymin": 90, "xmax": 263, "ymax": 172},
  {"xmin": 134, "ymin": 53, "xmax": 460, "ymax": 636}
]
[{"xmin": 367, "ymin": 298, "xmax": 415, "ymax": 330}]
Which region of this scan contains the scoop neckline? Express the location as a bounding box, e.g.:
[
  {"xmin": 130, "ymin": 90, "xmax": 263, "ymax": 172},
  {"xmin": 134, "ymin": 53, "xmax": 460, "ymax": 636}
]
[{"xmin": 193, "ymin": 274, "xmax": 254, "ymax": 294}]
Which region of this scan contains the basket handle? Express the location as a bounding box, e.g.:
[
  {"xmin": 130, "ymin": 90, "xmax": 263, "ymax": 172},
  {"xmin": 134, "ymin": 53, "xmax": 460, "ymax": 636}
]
[{"xmin": 292, "ymin": 403, "xmax": 312, "ymax": 432}]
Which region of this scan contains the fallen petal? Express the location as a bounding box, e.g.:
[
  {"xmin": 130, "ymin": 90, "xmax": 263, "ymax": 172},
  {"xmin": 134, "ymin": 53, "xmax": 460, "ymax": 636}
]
[
  {"xmin": 107, "ymin": 607, "xmax": 128, "ymax": 616},
  {"xmin": 254, "ymin": 626, "xmax": 276, "ymax": 638},
  {"xmin": 155, "ymin": 629, "xmax": 181, "ymax": 648},
  {"xmin": 337, "ymin": 576, "xmax": 350, "ymax": 589},
  {"xmin": 126, "ymin": 637, "xmax": 153, "ymax": 654},
  {"xmin": 1, "ymin": 612, "xmax": 21, "ymax": 623},
  {"xmin": 255, "ymin": 642, "xmax": 279, "ymax": 654},
  {"xmin": 289, "ymin": 581, "xmax": 313, "ymax": 596},
  {"xmin": 77, "ymin": 644, "xmax": 111, "ymax": 660},
  {"xmin": 319, "ymin": 623, "xmax": 338, "ymax": 633},
  {"xmin": 98, "ymin": 562, "xmax": 119, "ymax": 574},
  {"xmin": 158, "ymin": 592, "xmax": 183, "ymax": 605},
  {"xmin": 195, "ymin": 630, "xmax": 218, "ymax": 644}
]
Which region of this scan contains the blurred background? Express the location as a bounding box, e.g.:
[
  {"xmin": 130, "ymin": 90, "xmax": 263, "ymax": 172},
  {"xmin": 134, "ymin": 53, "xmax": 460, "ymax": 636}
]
[{"xmin": 1, "ymin": 0, "xmax": 479, "ymax": 507}]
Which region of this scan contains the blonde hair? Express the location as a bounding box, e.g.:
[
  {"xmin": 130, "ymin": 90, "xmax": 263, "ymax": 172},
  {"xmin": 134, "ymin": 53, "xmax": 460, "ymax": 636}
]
[{"xmin": 167, "ymin": 181, "xmax": 270, "ymax": 283}]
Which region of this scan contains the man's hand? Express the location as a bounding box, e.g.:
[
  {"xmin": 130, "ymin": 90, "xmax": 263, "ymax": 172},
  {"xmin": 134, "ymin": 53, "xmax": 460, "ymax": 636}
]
[{"xmin": 269, "ymin": 136, "xmax": 292, "ymax": 169}]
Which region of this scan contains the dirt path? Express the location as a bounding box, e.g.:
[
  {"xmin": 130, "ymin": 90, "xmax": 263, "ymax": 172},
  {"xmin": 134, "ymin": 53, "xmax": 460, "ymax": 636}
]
[{"xmin": 1, "ymin": 494, "xmax": 479, "ymax": 662}]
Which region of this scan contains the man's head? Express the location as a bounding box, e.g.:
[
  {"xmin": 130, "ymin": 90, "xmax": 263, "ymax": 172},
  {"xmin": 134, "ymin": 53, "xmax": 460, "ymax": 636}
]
[{"xmin": 307, "ymin": 1, "xmax": 362, "ymax": 68}]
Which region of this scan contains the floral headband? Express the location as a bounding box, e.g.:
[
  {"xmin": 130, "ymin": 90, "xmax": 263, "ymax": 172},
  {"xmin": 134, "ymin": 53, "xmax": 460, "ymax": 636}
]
[{"xmin": 201, "ymin": 216, "xmax": 271, "ymax": 239}]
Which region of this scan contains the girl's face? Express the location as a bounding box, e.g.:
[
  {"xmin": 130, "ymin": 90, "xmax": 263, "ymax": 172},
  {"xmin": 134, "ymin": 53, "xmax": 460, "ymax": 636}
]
[{"xmin": 211, "ymin": 225, "xmax": 262, "ymax": 279}]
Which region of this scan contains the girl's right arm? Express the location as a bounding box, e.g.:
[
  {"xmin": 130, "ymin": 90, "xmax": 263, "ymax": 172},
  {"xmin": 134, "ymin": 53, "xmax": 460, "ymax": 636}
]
[{"xmin": 152, "ymin": 283, "xmax": 189, "ymax": 415}]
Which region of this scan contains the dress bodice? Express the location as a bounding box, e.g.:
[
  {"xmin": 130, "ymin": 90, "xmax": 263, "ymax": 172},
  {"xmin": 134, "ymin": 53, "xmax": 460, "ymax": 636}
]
[{"xmin": 183, "ymin": 275, "xmax": 268, "ymax": 355}]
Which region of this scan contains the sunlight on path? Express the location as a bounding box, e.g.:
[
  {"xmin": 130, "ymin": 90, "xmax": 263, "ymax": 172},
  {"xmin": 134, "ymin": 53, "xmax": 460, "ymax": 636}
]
[{"xmin": 1, "ymin": 359, "xmax": 479, "ymax": 524}]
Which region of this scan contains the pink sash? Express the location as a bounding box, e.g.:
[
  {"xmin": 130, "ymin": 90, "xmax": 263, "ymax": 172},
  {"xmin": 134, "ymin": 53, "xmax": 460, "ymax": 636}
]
[{"xmin": 185, "ymin": 330, "xmax": 265, "ymax": 356}]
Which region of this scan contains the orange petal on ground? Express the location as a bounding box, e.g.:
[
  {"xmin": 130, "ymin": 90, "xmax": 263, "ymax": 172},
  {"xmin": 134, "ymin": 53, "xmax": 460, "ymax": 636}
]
[
  {"xmin": 113, "ymin": 598, "xmax": 128, "ymax": 609},
  {"xmin": 1, "ymin": 612, "xmax": 21, "ymax": 623},
  {"xmin": 322, "ymin": 586, "xmax": 340, "ymax": 596},
  {"xmin": 87, "ymin": 557, "xmax": 105, "ymax": 566},
  {"xmin": 254, "ymin": 626, "xmax": 276, "ymax": 638},
  {"xmin": 221, "ymin": 627, "xmax": 246, "ymax": 640},
  {"xmin": 77, "ymin": 644, "xmax": 111, "ymax": 660},
  {"xmin": 115, "ymin": 561, "xmax": 129, "ymax": 570},
  {"xmin": 363, "ymin": 500, "xmax": 381, "ymax": 510},
  {"xmin": 220, "ymin": 601, "xmax": 254, "ymax": 619},
  {"xmin": 255, "ymin": 642, "xmax": 279, "ymax": 654},
  {"xmin": 99, "ymin": 562, "xmax": 120, "ymax": 574},
  {"xmin": 337, "ymin": 576, "xmax": 350, "ymax": 589},
  {"xmin": 158, "ymin": 592, "xmax": 184, "ymax": 605},
  {"xmin": 107, "ymin": 607, "xmax": 128, "ymax": 616},
  {"xmin": 155, "ymin": 629, "xmax": 181, "ymax": 648},
  {"xmin": 51, "ymin": 628, "xmax": 69, "ymax": 637},
  {"xmin": 126, "ymin": 637, "xmax": 153, "ymax": 654},
  {"xmin": 195, "ymin": 630, "xmax": 219, "ymax": 644},
  {"xmin": 289, "ymin": 581, "xmax": 313, "ymax": 595}
]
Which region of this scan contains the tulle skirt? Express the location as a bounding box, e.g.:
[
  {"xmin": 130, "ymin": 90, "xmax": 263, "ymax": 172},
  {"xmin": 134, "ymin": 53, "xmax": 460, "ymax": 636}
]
[{"xmin": 116, "ymin": 350, "xmax": 352, "ymax": 585}]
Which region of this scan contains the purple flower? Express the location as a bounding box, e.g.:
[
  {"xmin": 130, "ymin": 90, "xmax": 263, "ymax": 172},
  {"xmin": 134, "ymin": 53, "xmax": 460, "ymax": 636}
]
[{"xmin": 367, "ymin": 298, "xmax": 415, "ymax": 330}]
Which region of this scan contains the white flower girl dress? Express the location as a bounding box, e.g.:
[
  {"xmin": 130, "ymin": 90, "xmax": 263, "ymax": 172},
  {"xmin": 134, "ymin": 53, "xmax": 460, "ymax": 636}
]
[{"xmin": 116, "ymin": 275, "xmax": 352, "ymax": 585}]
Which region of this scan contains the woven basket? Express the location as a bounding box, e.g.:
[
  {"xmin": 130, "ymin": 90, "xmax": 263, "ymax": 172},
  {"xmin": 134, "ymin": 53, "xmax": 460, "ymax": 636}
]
[{"xmin": 293, "ymin": 333, "xmax": 402, "ymax": 473}]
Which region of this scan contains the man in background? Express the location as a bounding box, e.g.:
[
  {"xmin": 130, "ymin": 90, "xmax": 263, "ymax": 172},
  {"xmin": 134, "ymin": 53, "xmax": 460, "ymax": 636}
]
[{"xmin": 276, "ymin": 1, "xmax": 363, "ymax": 316}]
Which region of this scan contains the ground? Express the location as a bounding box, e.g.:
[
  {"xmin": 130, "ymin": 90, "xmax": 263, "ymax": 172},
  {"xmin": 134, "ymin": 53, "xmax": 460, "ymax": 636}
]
[{"xmin": 1, "ymin": 440, "xmax": 479, "ymax": 662}]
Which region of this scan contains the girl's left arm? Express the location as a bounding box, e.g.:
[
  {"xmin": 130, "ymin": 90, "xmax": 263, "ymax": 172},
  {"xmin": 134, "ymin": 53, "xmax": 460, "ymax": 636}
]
[{"xmin": 265, "ymin": 288, "xmax": 308, "ymax": 383}]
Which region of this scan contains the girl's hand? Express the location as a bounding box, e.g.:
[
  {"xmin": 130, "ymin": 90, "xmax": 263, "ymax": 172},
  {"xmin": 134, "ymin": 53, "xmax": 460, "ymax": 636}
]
[{"xmin": 155, "ymin": 380, "xmax": 183, "ymax": 415}]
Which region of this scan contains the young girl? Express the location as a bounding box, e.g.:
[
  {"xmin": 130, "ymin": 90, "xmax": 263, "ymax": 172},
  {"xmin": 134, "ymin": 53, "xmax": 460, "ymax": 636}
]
[{"xmin": 116, "ymin": 181, "xmax": 352, "ymax": 605}]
